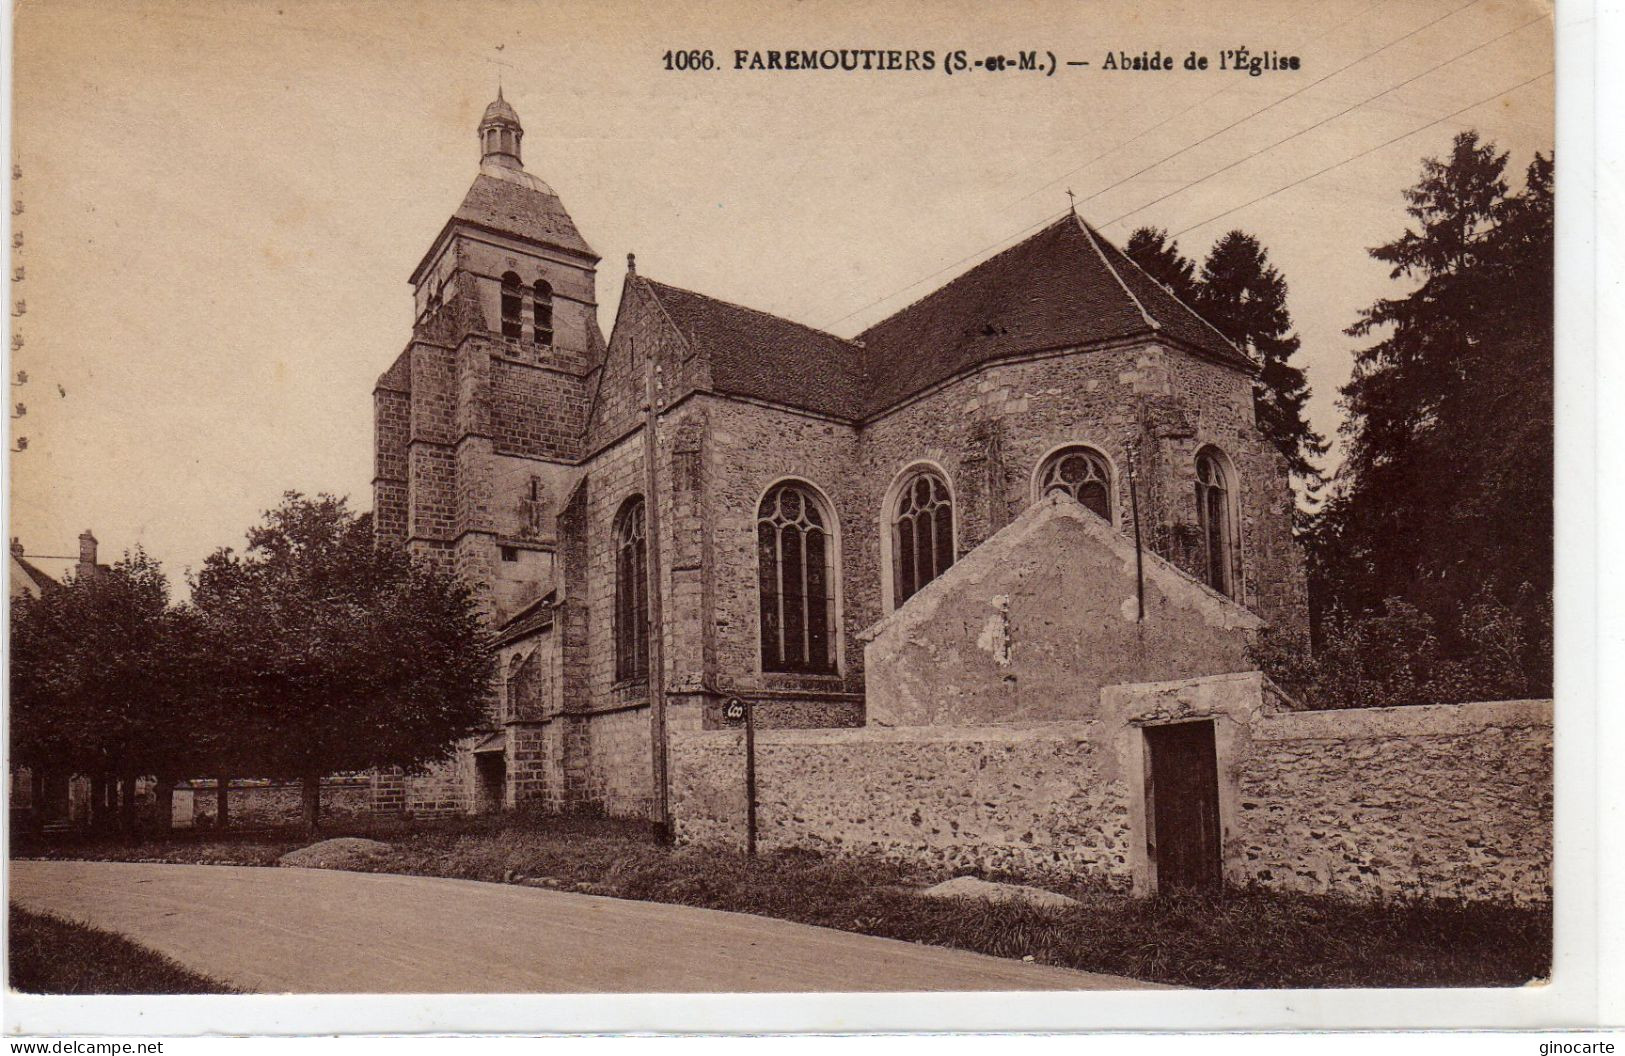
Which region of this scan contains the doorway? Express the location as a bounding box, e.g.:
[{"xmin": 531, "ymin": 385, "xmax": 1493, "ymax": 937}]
[
  {"xmin": 1144, "ymin": 720, "xmax": 1222, "ymax": 891},
  {"xmin": 474, "ymin": 751, "xmax": 506, "ymax": 813}
]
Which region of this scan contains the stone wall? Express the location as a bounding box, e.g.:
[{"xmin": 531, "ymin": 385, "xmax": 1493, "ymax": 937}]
[
  {"xmin": 671, "ymin": 721, "xmax": 1133, "ymax": 884},
  {"xmin": 671, "ymin": 673, "xmax": 1552, "ymax": 905},
  {"xmin": 1233, "ymin": 699, "xmax": 1553, "ymax": 903},
  {"xmin": 181, "ymin": 778, "xmax": 372, "ymax": 828}
]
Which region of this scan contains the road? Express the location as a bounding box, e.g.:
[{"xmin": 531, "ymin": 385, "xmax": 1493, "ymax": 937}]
[{"xmin": 8, "ymin": 860, "xmax": 1159, "ymax": 993}]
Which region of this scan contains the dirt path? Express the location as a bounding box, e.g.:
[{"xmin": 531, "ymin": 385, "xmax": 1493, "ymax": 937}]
[{"xmin": 8, "ymin": 859, "xmax": 1161, "ymax": 993}]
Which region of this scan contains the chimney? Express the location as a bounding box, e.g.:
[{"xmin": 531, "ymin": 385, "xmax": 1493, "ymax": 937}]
[{"xmin": 76, "ymin": 529, "xmax": 98, "ymax": 579}]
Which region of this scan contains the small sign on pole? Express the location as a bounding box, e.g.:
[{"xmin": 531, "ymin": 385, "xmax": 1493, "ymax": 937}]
[{"xmin": 722, "ymin": 697, "xmax": 758, "ymax": 856}]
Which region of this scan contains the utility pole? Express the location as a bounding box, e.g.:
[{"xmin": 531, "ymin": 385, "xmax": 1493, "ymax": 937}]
[
  {"xmin": 744, "ymin": 697, "xmax": 758, "ymax": 857},
  {"xmin": 642, "ymin": 351, "xmax": 671, "ymax": 842},
  {"xmin": 1127, "ymin": 442, "xmax": 1146, "ymax": 623}
]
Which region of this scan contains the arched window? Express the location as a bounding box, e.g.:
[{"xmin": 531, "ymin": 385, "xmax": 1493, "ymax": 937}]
[
  {"xmin": 532, "ymin": 280, "xmax": 553, "ymax": 347},
  {"xmin": 500, "ymin": 271, "xmax": 523, "ymax": 339},
  {"xmin": 891, "ymin": 469, "xmax": 954, "ymax": 607},
  {"xmin": 1195, "ymin": 448, "xmax": 1236, "ymax": 597},
  {"xmin": 505, "ymin": 651, "xmax": 536, "ymax": 721},
  {"xmin": 1038, "ymin": 446, "xmax": 1113, "ymax": 521},
  {"xmin": 614, "ymin": 497, "xmax": 649, "ymax": 682},
  {"xmin": 758, "ymin": 482, "xmax": 837, "ymax": 674}
]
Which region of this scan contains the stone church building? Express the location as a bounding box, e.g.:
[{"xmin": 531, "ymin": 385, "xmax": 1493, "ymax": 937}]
[{"xmin": 371, "ymin": 92, "xmax": 1309, "ymax": 819}]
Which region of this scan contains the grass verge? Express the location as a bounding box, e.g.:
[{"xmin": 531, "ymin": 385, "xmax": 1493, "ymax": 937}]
[
  {"xmin": 8, "ymin": 903, "xmax": 238, "ymax": 995},
  {"xmin": 13, "ymin": 814, "xmax": 1551, "ymax": 989}
]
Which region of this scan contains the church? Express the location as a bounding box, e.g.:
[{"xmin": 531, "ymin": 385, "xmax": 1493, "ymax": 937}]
[{"xmin": 370, "ymin": 91, "xmax": 1309, "ymax": 820}]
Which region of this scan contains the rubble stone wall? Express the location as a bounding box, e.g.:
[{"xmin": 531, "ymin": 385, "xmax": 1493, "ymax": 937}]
[{"xmin": 671, "ymin": 674, "xmax": 1552, "ymax": 905}]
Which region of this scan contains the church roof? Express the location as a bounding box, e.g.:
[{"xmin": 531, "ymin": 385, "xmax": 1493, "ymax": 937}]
[
  {"xmin": 638, "ymin": 278, "xmax": 867, "ymax": 419},
  {"xmin": 855, "ymin": 214, "xmax": 1251, "ymax": 413},
  {"xmin": 451, "ymin": 164, "xmax": 595, "ymax": 259},
  {"xmin": 618, "ymin": 215, "xmax": 1250, "ymax": 423}
]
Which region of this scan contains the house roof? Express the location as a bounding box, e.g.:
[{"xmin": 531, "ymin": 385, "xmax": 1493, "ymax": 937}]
[
  {"xmin": 9, "ymin": 552, "xmax": 60, "ymax": 599},
  {"xmin": 854, "ymin": 214, "xmax": 1251, "ymax": 413},
  {"xmin": 638, "ymin": 278, "xmax": 868, "ymax": 420},
  {"xmin": 451, "ymin": 164, "xmax": 596, "ymax": 260}
]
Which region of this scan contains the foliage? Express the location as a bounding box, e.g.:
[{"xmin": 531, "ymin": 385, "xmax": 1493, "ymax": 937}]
[
  {"xmin": 1195, "ymin": 231, "xmax": 1328, "ymax": 486},
  {"xmin": 1312, "ymin": 132, "xmax": 1553, "ymax": 694},
  {"xmin": 190, "ymin": 493, "xmax": 495, "ymax": 802},
  {"xmin": 1124, "ymin": 226, "xmax": 1199, "ymax": 303},
  {"xmin": 1125, "ymin": 225, "xmax": 1326, "ymax": 491},
  {"xmin": 1251, "ymin": 588, "xmax": 1551, "ymax": 710},
  {"xmin": 10, "ymin": 492, "xmax": 492, "ymax": 833},
  {"xmin": 9, "ymin": 549, "xmax": 204, "ymax": 782}
]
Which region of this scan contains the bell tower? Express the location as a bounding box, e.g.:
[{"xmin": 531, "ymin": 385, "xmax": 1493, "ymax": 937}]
[
  {"xmin": 374, "ymin": 90, "xmax": 605, "ymax": 623},
  {"xmin": 478, "ymin": 87, "xmax": 524, "ymax": 169}
]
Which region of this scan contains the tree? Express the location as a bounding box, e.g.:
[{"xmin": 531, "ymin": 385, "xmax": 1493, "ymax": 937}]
[
  {"xmin": 10, "ymin": 549, "xmax": 199, "ymax": 834},
  {"xmin": 1312, "ymin": 132, "xmax": 1552, "ymax": 693},
  {"xmin": 191, "ymin": 493, "xmax": 494, "ymax": 832},
  {"xmin": 1125, "ymin": 226, "xmax": 1199, "ymax": 304},
  {"xmin": 1127, "ymin": 226, "xmax": 1326, "ymax": 494},
  {"xmin": 1195, "ymin": 231, "xmax": 1328, "ymax": 489}
]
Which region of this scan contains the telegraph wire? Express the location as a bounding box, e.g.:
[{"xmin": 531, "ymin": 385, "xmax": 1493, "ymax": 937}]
[
  {"xmin": 991, "ymin": 0, "xmax": 1387, "ymax": 199},
  {"xmin": 1162, "ymin": 68, "xmax": 1554, "ymax": 242},
  {"xmin": 822, "ymin": 2, "xmax": 1540, "ymax": 334},
  {"xmin": 1096, "ymin": 13, "xmax": 1546, "ymax": 232},
  {"xmin": 1011, "ymin": 0, "xmax": 1483, "ymax": 209}
]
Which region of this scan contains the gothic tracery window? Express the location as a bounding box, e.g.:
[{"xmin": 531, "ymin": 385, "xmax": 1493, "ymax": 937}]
[
  {"xmin": 758, "ymin": 482, "xmax": 837, "ymax": 674},
  {"xmin": 500, "ymin": 271, "xmax": 523, "ymax": 339},
  {"xmin": 1038, "ymin": 446, "xmax": 1113, "ymax": 521},
  {"xmin": 532, "ymin": 280, "xmax": 554, "ymax": 347},
  {"xmin": 891, "ymin": 469, "xmax": 954, "ymax": 607},
  {"xmin": 1195, "ymin": 448, "xmax": 1236, "ymax": 598},
  {"xmin": 614, "ymin": 497, "xmax": 649, "ymax": 682}
]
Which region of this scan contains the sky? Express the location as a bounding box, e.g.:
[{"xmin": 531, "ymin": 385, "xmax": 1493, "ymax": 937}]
[{"xmin": 6, "ymin": 0, "xmax": 1554, "ymax": 587}]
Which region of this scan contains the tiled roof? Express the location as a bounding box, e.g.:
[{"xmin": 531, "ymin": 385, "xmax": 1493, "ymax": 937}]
[
  {"xmin": 639, "ymin": 279, "xmax": 868, "ymax": 420},
  {"xmin": 598, "ymin": 215, "xmax": 1250, "ymax": 425},
  {"xmin": 454, "ymin": 167, "xmax": 595, "ymax": 259},
  {"xmin": 9, "ymin": 553, "xmax": 61, "ymax": 598},
  {"xmin": 494, "ymin": 591, "xmax": 556, "ymax": 646},
  {"xmin": 855, "ymin": 215, "xmax": 1250, "ymax": 414}
]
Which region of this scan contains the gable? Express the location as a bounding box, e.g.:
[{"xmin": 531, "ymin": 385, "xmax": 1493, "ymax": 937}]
[{"xmin": 861, "ymin": 494, "xmax": 1261, "ymax": 726}]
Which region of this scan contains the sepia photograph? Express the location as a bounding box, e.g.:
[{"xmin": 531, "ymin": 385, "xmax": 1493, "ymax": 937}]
[{"xmin": 1, "ymin": 0, "xmax": 1591, "ymax": 1036}]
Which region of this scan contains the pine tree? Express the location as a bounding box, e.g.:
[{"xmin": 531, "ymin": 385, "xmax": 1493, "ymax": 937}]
[
  {"xmin": 1315, "ymin": 132, "xmax": 1552, "ymax": 691},
  {"xmin": 1194, "ymin": 231, "xmax": 1328, "ymax": 490},
  {"xmin": 1124, "ymin": 226, "xmax": 1199, "ymax": 304}
]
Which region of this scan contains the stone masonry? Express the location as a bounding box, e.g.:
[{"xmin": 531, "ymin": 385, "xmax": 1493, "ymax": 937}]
[{"xmin": 670, "ymin": 672, "xmax": 1552, "ymax": 905}]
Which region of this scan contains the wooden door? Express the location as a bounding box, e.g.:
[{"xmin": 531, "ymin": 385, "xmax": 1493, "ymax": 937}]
[{"xmin": 1145, "ymin": 720, "xmax": 1222, "ymax": 891}]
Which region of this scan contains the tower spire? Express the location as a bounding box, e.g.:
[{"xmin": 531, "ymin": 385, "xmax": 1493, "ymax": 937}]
[{"xmin": 478, "ymin": 89, "xmax": 524, "ymax": 169}]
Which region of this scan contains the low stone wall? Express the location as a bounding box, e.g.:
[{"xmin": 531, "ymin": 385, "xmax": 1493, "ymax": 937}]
[
  {"xmin": 671, "ymin": 722, "xmax": 1135, "ymax": 885},
  {"xmin": 1234, "ymin": 699, "xmax": 1552, "ymax": 904},
  {"xmin": 671, "ymin": 674, "xmax": 1552, "ymax": 905},
  {"xmin": 181, "ymin": 778, "xmax": 372, "ymax": 828}
]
